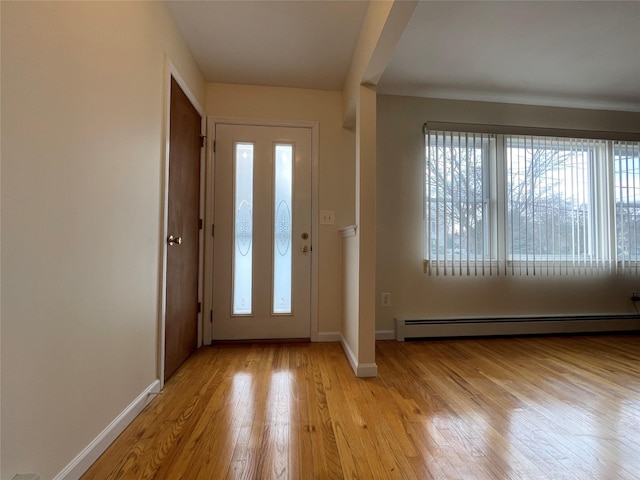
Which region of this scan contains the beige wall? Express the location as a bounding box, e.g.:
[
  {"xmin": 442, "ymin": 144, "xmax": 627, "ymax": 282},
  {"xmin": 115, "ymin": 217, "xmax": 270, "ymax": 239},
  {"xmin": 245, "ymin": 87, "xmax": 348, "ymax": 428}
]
[
  {"xmin": 376, "ymin": 94, "xmax": 640, "ymax": 332},
  {"xmin": 205, "ymin": 83, "xmax": 356, "ymax": 337},
  {"xmin": 1, "ymin": 1, "xmax": 204, "ymax": 478},
  {"xmin": 0, "ymin": 3, "xmax": 3, "ymax": 475},
  {"xmin": 0, "ymin": 2, "xmax": 2, "ymax": 476}
]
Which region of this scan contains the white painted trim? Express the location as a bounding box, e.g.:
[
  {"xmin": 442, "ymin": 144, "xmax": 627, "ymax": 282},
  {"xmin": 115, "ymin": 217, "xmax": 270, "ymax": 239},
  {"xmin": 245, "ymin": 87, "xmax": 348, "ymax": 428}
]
[
  {"xmin": 166, "ymin": 60, "xmax": 204, "ymax": 117},
  {"xmin": 202, "ymin": 119, "xmax": 215, "ymax": 344},
  {"xmin": 375, "ymin": 329, "xmax": 395, "ymax": 340},
  {"xmin": 205, "ymin": 116, "xmax": 317, "ymax": 129},
  {"xmin": 339, "ymin": 225, "xmax": 357, "ymax": 238},
  {"xmin": 339, "ymin": 334, "xmax": 358, "ymax": 373},
  {"xmin": 158, "ymin": 58, "xmax": 171, "ymax": 387},
  {"xmin": 310, "ymin": 123, "xmax": 320, "ymax": 342},
  {"xmin": 355, "ymin": 363, "xmax": 379, "ymax": 377},
  {"xmin": 204, "ymin": 117, "xmax": 320, "ymax": 344},
  {"xmin": 340, "ymin": 335, "xmax": 378, "ymax": 378},
  {"xmin": 158, "ymin": 56, "xmax": 205, "ymax": 385},
  {"xmin": 53, "ymin": 380, "xmax": 161, "ymax": 480},
  {"xmin": 197, "ymin": 114, "xmax": 206, "ymax": 348},
  {"xmin": 316, "ymin": 332, "xmax": 341, "ymax": 342}
]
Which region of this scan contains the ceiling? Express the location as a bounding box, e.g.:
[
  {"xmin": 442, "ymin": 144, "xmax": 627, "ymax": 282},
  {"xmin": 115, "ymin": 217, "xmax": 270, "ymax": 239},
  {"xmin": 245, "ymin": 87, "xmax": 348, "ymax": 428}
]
[
  {"xmin": 165, "ymin": 0, "xmax": 368, "ymax": 91},
  {"xmin": 166, "ymin": 0, "xmax": 640, "ymax": 112}
]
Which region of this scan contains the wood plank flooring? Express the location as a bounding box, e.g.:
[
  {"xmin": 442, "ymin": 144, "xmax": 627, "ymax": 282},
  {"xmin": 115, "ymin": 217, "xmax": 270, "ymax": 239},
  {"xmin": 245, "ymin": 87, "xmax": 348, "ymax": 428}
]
[{"xmin": 82, "ymin": 335, "xmax": 640, "ymax": 479}]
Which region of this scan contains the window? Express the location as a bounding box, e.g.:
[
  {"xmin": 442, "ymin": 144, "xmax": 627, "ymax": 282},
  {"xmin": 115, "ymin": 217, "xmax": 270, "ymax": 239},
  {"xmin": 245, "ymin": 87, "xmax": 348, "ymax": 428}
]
[
  {"xmin": 273, "ymin": 144, "xmax": 293, "ymax": 314},
  {"xmin": 425, "ymin": 128, "xmax": 640, "ymax": 276},
  {"xmin": 233, "ymin": 142, "xmax": 254, "ymax": 314},
  {"xmin": 506, "ymin": 136, "xmax": 605, "ymax": 274},
  {"xmin": 426, "ymin": 131, "xmax": 495, "ymax": 276},
  {"xmin": 614, "ymin": 141, "xmax": 640, "ymax": 273}
]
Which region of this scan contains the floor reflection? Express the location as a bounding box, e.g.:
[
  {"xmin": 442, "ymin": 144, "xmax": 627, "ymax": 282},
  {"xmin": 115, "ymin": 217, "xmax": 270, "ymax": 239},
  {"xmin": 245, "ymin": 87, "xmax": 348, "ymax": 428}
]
[
  {"xmin": 267, "ymin": 371, "xmax": 294, "ymax": 478},
  {"xmin": 398, "ymin": 342, "xmax": 640, "ymax": 480},
  {"xmin": 226, "ymin": 372, "xmax": 254, "ymax": 479}
]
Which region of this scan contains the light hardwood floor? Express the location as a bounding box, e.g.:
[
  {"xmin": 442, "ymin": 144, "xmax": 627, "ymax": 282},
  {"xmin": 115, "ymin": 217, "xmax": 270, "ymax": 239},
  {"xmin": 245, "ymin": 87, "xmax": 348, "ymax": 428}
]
[{"xmin": 82, "ymin": 335, "xmax": 640, "ymax": 479}]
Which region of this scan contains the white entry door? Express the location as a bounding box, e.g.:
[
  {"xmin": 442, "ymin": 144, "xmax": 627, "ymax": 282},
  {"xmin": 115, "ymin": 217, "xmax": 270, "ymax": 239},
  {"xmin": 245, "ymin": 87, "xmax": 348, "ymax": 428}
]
[{"xmin": 213, "ymin": 124, "xmax": 312, "ymax": 340}]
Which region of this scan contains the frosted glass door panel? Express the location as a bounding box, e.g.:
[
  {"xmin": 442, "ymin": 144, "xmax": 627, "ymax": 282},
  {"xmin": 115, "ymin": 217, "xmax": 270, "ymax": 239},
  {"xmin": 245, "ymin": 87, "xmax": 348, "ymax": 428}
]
[
  {"xmin": 273, "ymin": 144, "xmax": 293, "ymax": 314},
  {"xmin": 233, "ymin": 143, "xmax": 253, "ymax": 315}
]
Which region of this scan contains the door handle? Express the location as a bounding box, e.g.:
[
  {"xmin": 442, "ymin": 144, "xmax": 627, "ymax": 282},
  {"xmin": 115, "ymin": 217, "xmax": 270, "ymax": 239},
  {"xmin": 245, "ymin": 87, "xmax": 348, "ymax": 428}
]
[
  {"xmin": 301, "ymin": 244, "xmax": 309, "ymax": 253},
  {"xmin": 167, "ymin": 235, "xmax": 182, "ymax": 246}
]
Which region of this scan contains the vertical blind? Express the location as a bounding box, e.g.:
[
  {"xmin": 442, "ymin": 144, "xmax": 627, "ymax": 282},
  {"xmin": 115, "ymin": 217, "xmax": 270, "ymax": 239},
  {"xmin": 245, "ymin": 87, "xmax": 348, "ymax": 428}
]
[
  {"xmin": 425, "ymin": 131, "xmax": 497, "ymax": 276},
  {"xmin": 615, "ymin": 140, "xmax": 640, "ymax": 275},
  {"xmin": 505, "ymin": 136, "xmax": 607, "ymax": 276},
  {"xmin": 425, "ymin": 128, "xmax": 640, "ymax": 276}
]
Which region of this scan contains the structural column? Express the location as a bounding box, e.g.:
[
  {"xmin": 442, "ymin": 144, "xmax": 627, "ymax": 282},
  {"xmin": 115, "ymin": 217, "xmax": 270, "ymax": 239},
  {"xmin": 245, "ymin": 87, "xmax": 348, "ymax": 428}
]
[
  {"xmin": 355, "ymin": 85, "xmax": 377, "ymax": 376},
  {"xmin": 339, "ymin": 85, "xmax": 378, "ymax": 377}
]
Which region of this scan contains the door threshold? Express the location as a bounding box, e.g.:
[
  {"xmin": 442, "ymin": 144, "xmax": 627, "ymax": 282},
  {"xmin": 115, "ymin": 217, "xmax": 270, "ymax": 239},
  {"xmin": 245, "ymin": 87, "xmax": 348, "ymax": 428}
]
[{"xmin": 210, "ymin": 338, "xmax": 311, "ymax": 346}]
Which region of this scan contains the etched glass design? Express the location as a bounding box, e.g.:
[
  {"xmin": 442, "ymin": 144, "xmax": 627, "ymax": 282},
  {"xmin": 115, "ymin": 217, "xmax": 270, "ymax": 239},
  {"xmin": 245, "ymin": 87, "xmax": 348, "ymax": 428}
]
[
  {"xmin": 273, "ymin": 144, "xmax": 293, "ymax": 314},
  {"xmin": 233, "ymin": 143, "xmax": 253, "ymax": 315}
]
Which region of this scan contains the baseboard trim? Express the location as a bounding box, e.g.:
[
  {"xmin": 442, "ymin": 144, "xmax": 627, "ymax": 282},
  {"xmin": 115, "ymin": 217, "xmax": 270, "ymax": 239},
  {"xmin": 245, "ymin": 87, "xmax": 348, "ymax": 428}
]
[
  {"xmin": 339, "ymin": 335, "xmax": 378, "ymax": 378},
  {"xmin": 53, "ymin": 379, "xmax": 161, "ymax": 480},
  {"xmin": 339, "ymin": 334, "xmax": 358, "ymax": 373},
  {"xmin": 355, "ymin": 362, "xmax": 378, "ymax": 377},
  {"xmin": 316, "ymin": 331, "xmax": 341, "ymax": 342},
  {"xmin": 376, "ymin": 330, "xmax": 395, "ymax": 340}
]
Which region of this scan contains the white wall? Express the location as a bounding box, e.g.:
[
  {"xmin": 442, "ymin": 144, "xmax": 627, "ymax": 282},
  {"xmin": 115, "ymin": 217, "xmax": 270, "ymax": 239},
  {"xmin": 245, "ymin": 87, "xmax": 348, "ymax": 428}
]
[
  {"xmin": 205, "ymin": 83, "xmax": 356, "ymax": 338},
  {"xmin": 1, "ymin": 2, "xmax": 204, "ymax": 478},
  {"xmin": 376, "ymin": 94, "xmax": 640, "ymax": 332}
]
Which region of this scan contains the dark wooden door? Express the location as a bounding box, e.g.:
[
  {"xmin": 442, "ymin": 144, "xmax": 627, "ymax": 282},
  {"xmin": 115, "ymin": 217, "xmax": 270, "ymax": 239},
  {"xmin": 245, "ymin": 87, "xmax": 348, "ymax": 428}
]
[{"xmin": 165, "ymin": 77, "xmax": 201, "ymax": 381}]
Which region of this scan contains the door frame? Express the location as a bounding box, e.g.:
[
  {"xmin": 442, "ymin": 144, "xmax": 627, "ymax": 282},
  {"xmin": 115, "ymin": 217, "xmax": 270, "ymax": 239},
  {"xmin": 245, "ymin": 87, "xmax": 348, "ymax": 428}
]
[
  {"xmin": 203, "ymin": 117, "xmax": 320, "ymax": 344},
  {"xmin": 158, "ymin": 56, "xmax": 206, "ymax": 388}
]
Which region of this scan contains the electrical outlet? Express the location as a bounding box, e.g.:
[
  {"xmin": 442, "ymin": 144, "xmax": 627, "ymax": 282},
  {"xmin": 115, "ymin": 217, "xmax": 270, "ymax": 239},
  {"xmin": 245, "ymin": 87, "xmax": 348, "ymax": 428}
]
[
  {"xmin": 381, "ymin": 292, "xmax": 391, "ymax": 307},
  {"xmin": 320, "ymin": 210, "xmax": 335, "ymax": 225}
]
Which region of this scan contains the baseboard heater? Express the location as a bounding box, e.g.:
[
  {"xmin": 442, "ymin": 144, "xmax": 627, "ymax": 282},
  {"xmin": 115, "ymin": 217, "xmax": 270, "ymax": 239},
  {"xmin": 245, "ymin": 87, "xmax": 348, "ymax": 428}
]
[{"xmin": 394, "ymin": 314, "xmax": 640, "ymax": 341}]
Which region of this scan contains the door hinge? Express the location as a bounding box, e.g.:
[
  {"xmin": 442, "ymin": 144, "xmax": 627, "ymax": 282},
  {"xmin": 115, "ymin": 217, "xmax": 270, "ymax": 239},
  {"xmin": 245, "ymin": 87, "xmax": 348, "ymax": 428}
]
[
  {"xmin": 199, "ymin": 218, "xmax": 203, "ymax": 230},
  {"xmin": 200, "ymin": 134, "xmax": 206, "ymax": 148},
  {"xmin": 197, "ymin": 302, "xmax": 202, "ymax": 314},
  {"xmin": 212, "ymin": 224, "xmax": 215, "ymax": 237},
  {"xmin": 213, "ymin": 140, "xmax": 216, "ymax": 153},
  {"xmin": 210, "ymin": 310, "xmax": 213, "ymax": 323}
]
